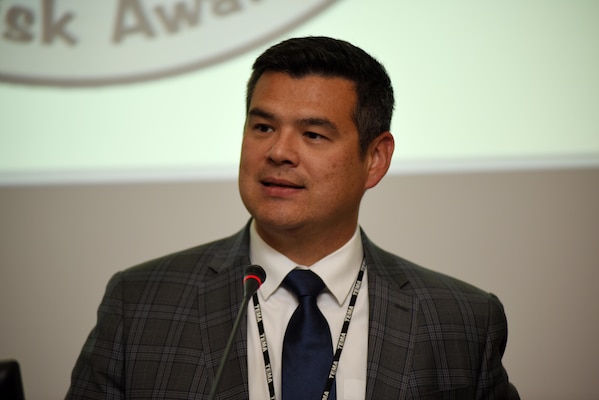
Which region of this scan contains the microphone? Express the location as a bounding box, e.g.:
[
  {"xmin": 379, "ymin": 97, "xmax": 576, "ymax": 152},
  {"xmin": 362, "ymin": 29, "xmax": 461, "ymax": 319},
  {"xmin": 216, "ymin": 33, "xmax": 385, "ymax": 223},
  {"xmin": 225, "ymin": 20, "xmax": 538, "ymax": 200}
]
[
  {"xmin": 208, "ymin": 265, "xmax": 266, "ymax": 400},
  {"xmin": 243, "ymin": 264, "xmax": 266, "ymax": 299}
]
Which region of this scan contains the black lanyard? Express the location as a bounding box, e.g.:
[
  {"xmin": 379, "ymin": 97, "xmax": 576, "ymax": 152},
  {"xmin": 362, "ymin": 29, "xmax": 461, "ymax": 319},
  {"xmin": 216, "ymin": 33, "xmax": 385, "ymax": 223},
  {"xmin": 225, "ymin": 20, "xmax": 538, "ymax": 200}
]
[{"xmin": 252, "ymin": 259, "xmax": 366, "ymax": 400}]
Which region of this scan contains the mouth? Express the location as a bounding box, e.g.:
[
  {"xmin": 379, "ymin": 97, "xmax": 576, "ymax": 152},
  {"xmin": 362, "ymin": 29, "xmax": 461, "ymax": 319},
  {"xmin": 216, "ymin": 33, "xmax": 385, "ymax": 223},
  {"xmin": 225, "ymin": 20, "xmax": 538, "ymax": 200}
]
[{"xmin": 261, "ymin": 179, "xmax": 304, "ymax": 189}]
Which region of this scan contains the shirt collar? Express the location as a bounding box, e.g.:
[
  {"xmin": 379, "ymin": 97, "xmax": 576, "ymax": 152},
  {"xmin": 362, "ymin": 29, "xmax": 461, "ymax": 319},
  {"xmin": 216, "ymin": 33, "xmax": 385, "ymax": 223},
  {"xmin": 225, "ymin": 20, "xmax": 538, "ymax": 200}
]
[{"xmin": 249, "ymin": 221, "xmax": 364, "ymax": 305}]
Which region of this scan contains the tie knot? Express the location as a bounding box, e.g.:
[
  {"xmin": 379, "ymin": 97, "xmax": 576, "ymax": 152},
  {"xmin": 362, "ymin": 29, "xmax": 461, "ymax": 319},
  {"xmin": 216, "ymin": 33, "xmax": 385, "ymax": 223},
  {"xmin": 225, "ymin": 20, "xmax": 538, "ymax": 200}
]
[{"xmin": 283, "ymin": 269, "xmax": 325, "ymax": 298}]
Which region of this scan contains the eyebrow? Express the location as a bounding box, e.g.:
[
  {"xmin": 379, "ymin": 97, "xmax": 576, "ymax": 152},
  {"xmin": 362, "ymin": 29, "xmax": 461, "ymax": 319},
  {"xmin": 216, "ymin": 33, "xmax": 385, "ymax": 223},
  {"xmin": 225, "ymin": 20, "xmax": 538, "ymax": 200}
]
[
  {"xmin": 248, "ymin": 107, "xmax": 339, "ymax": 132},
  {"xmin": 248, "ymin": 108, "xmax": 274, "ymax": 120},
  {"xmin": 297, "ymin": 117, "xmax": 338, "ymax": 132}
]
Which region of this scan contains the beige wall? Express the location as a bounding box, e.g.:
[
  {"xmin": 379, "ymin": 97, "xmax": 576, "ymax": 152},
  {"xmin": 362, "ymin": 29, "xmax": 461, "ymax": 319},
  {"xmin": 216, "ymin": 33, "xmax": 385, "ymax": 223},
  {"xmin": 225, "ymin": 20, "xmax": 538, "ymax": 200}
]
[{"xmin": 1, "ymin": 167, "xmax": 598, "ymax": 399}]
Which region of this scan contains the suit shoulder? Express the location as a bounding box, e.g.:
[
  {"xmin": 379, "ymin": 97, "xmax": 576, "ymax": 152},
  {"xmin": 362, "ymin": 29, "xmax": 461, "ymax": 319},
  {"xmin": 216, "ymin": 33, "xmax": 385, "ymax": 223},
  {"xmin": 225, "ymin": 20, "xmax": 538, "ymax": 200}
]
[
  {"xmin": 365, "ymin": 238, "xmax": 495, "ymax": 301},
  {"xmin": 117, "ymin": 227, "xmax": 249, "ymax": 282}
]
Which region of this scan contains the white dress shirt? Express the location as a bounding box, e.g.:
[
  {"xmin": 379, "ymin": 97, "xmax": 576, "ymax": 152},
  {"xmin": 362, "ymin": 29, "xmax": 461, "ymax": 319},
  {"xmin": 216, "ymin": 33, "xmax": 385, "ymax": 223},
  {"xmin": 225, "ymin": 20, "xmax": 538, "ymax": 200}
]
[{"xmin": 247, "ymin": 221, "xmax": 368, "ymax": 400}]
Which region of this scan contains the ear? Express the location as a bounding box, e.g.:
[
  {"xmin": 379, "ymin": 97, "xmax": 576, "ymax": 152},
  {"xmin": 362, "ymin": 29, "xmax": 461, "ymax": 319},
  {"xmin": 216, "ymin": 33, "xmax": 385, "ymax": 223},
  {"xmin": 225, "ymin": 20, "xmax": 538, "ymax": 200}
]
[{"xmin": 364, "ymin": 131, "xmax": 395, "ymax": 190}]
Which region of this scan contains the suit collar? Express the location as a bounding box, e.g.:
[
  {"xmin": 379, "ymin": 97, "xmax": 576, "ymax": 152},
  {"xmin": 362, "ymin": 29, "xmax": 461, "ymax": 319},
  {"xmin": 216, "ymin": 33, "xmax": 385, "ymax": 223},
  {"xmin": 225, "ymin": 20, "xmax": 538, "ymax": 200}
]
[{"xmin": 360, "ymin": 229, "xmax": 410, "ymax": 289}]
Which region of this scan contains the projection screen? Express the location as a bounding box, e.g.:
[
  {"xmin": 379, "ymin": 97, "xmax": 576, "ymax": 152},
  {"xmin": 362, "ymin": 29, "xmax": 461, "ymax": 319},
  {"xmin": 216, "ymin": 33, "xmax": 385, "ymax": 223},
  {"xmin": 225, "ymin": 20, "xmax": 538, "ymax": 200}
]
[{"xmin": 1, "ymin": 0, "xmax": 598, "ymax": 185}]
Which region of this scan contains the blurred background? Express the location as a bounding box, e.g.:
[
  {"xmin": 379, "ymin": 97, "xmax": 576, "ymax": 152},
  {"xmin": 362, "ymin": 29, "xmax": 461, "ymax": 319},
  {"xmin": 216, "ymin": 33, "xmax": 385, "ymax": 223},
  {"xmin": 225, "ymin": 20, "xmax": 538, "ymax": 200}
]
[{"xmin": 1, "ymin": 1, "xmax": 598, "ymax": 398}]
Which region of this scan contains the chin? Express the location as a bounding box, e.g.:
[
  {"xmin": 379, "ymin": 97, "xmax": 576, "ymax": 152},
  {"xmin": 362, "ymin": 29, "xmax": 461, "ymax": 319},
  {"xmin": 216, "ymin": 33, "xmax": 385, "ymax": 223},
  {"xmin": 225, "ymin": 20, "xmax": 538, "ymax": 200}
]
[{"xmin": 253, "ymin": 213, "xmax": 304, "ymax": 232}]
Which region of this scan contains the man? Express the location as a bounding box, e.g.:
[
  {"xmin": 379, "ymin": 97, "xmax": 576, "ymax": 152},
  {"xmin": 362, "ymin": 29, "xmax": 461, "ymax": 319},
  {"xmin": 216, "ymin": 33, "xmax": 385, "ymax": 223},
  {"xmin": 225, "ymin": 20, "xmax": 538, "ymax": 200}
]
[{"xmin": 67, "ymin": 36, "xmax": 519, "ymax": 399}]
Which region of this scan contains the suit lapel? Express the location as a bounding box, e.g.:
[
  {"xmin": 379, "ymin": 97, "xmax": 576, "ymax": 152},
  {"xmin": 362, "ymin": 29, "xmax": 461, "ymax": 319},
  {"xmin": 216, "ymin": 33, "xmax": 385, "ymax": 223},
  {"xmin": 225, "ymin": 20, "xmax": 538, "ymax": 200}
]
[
  {"xmin": 363, "ymin": 234, "xmax": 419, "ymax": 400},
  {"xmin": 197, "ymin": 225, "xmax": 252, "ymax": 399}
]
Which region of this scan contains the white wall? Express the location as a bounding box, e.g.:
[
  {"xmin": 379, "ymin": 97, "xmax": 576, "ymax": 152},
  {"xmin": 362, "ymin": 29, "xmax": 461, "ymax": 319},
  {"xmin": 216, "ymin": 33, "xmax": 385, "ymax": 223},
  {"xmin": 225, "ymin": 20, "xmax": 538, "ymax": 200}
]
[{"xmin": 1, "ymin": 167, "xmax": 598, "ymax": 399}]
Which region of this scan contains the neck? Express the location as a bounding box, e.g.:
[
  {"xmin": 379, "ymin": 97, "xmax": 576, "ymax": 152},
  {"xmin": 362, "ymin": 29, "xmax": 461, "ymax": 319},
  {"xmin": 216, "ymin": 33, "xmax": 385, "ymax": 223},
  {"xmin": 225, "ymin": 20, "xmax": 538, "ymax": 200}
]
[{"xmin": 254, "ymin": 222, "xmax": 358, "ymax": 266}]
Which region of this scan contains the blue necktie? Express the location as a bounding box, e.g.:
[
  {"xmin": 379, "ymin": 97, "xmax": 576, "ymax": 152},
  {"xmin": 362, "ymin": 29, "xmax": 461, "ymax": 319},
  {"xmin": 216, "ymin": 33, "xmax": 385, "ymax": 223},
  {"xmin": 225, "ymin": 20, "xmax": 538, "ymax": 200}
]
[{"xmin": 282, "ymin": 269, "xmax": 336, "ymax": 400}]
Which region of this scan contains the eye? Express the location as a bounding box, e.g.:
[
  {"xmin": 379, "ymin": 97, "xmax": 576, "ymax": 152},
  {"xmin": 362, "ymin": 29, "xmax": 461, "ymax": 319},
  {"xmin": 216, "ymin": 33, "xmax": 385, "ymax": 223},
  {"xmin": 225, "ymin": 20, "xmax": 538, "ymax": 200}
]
[
  {"xmin": 304, "ymin": 131, "xmax": 326, "ymax": 140},
  {"xmin": 254, "ymin": 123, "xmax": 274, "ymax": 133}
]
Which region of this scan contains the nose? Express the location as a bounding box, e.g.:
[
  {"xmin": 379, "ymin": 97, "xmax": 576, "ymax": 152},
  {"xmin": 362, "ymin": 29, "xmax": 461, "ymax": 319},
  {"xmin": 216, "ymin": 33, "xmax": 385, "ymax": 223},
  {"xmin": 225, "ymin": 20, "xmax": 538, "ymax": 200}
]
[{"xmin": 266, "ymin": 131, "xmax": 298, "ymax": 166}]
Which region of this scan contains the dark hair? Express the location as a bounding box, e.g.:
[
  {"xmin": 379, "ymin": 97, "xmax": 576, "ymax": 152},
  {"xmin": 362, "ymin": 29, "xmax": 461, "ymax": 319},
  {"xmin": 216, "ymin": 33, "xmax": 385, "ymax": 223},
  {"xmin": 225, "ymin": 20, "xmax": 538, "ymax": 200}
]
[{"xmin": 246, "ymin": 36, "xmax": 395, "ymax": 156}]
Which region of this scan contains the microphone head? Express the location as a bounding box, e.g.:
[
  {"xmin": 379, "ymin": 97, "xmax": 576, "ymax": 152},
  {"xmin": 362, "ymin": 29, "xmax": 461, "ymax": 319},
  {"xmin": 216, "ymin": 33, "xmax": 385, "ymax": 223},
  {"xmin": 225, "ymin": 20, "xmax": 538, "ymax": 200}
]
[{"xmin": 243, "ymin": 265, "xmax": 266, "ymax": 298}]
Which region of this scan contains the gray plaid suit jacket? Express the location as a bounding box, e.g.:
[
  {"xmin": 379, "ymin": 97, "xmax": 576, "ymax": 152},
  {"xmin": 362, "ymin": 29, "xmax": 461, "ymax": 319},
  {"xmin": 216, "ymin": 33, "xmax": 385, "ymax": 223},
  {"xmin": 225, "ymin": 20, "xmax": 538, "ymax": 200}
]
[{"xmin": 67, "ymin": 222, "xmax": 519, "ymax": 399}]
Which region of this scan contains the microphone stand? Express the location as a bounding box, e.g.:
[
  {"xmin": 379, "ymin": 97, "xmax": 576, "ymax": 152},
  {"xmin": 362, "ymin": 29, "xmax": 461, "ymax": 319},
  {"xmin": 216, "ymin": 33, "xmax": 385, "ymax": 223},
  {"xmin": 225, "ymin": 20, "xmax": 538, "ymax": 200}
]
[
  {"xmin": 207, "ymin": 294, "xmax": 250, "ymax": 400},
  {"xmin": 207, "ymin": 265, "xmax": 265, "ymax": 400}
]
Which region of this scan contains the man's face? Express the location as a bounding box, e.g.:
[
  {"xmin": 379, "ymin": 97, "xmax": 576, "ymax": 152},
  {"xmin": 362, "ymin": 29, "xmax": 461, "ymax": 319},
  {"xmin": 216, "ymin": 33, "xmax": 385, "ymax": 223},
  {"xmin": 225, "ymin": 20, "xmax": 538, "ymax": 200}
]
[{"xmin": 239, "ymin": 72, "xmax": 377, "ymax": 242}]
